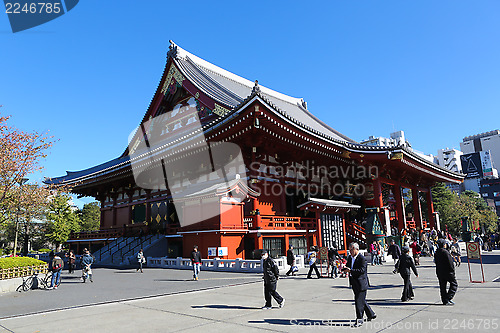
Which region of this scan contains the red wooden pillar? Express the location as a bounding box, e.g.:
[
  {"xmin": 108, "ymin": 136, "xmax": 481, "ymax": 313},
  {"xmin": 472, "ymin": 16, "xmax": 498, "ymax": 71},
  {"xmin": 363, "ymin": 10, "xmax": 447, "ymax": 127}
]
[
  {"xmin": 426, "ymin": 189, "xmax": 435, "ymax": 229},
  {"xmin": 284, "ymin": 233, "xmax": 290, "ymax": 255},
  {"xmin": 373, "ymin": 178, "xmax": 384, "ymax": 208},
  {"xmin": 412, "ymin": 188, "xmax": 422, "ymax": 230},
  {"xmin": 342, "ymin": 214, "xmax": 347, "ymax": 253},
  {"xmin": 315, "ymin": 211, "xmax": 322, "ymax": 248},
  {"xmin": 394, "ymin": 184, "xmax": 406, "ymax": 231}
]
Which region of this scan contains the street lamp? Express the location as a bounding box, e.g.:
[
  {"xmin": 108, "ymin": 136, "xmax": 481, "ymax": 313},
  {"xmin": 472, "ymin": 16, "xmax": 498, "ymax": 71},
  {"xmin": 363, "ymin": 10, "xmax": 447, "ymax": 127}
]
[{"xmin": 13, "ymin": 178, "xmax": 29, "ymax": 257}]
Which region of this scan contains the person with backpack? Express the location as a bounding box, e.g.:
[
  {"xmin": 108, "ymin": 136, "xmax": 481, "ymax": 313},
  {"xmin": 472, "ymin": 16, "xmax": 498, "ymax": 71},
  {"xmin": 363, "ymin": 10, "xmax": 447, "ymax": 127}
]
[
  {"xmin": 48, "ymin": 251, "xmax": 64, "ymax": 289},
  {"xmin": 307, "ymin": 246, "xmax": 321, "ymax": 279},
  {"xmin": 136, "ymin": 249, "xmax": 146, "ymax": 273},
  {"xmin": 261, "ymin": 250, "xmax": 284, "ymax": 309},
  {"xmin": 81, "ymin": 248, "xmax": 94, "ymax": 283},
  {"xmin": 395, "ymin": 246, "xmax": 418, "ymax": 302}
]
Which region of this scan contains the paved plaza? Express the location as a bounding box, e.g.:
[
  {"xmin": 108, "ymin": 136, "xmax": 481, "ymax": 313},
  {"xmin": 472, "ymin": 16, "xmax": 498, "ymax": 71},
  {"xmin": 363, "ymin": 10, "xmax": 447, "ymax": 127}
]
[{"xmin": 1, "ymin": 252, "xmax": 499, "ymax": 332}]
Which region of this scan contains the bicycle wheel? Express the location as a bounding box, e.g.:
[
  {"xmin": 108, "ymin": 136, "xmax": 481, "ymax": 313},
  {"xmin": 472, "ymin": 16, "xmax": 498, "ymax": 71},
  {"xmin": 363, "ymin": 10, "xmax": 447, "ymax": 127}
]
[{"xmin": 17, "ymin": 276, "xmax": 33, "ymax": 292}]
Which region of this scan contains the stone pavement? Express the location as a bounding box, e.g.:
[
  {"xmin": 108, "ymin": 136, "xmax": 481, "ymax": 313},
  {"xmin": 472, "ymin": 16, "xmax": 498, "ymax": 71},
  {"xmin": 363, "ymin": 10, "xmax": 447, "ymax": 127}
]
[{"xmin": 1, "ymin": 252, "xmax": 499, "ymax": 333}]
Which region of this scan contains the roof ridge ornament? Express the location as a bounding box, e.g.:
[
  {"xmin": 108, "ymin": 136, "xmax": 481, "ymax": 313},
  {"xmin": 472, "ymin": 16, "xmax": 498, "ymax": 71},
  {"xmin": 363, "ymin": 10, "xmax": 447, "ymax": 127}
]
[
  {"xmin": 167, "ymin": 40, "xmax": 179, "ymax": 59},
  {"xmin": 252, "ymin": 80, "xmax": 261, "ymax": 94},
  {"xmin": 301, "ymin": 99, "xmax": 308, "ymax": 109}
]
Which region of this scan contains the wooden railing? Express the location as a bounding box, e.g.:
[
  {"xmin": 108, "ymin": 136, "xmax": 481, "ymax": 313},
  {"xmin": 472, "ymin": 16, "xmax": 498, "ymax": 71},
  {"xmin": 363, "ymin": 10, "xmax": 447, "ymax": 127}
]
[
  {"xmin": 69, "ymin": 228, "xmax": 123, "ymax": 240},
  {"xmin": 0, "ymin": 264, "xmax": 48, "ymax": 280},
  {"xmin": 257, "ymin": 215, "xmax": 316, "ymax": 230},
  {"xmin": 346, "ymin": 222, "xmax": 366, "ymax": 245}
]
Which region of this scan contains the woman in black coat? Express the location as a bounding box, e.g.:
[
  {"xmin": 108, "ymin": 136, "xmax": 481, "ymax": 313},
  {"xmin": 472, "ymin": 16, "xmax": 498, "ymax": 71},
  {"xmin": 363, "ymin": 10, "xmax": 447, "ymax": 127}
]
[{"xmin": 395, "ymin": 246, "xmax": 418, "ymax": 302}]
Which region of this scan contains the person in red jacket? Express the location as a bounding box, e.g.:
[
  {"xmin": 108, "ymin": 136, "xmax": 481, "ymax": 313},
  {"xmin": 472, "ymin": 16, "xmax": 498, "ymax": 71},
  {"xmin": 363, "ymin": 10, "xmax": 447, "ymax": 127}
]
[{"xmin": 409, "ymin": 240, "xmax": 422, "ymax": 266}]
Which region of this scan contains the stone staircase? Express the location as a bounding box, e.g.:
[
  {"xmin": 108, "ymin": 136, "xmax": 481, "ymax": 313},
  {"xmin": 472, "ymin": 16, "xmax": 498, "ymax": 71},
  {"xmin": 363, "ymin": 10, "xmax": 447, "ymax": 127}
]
[{"xmin": 94, "ymin": 234, "xmax": 164, "ymax": 266}]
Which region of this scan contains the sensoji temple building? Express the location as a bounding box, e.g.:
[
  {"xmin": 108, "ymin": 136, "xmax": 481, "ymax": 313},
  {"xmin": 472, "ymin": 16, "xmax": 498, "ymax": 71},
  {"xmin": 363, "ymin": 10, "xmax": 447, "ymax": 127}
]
[{"xmin": 48, "ymin": 41, "xmax": 465, "ymax": 259}]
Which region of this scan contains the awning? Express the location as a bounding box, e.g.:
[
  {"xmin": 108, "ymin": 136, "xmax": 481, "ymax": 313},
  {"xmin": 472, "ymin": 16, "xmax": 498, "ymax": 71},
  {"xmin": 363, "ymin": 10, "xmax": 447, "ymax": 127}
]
[{"xmin": 297, "ymin": 198, "xmax": 361, "ymax": 211}]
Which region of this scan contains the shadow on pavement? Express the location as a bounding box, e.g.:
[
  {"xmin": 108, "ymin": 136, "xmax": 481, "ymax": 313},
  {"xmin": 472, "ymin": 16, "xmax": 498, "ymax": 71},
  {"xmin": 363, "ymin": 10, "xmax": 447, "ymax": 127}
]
[
  {"xmin": 191, "ymin": 305, "xmax": 260, "ymax": 310},
  {"xmin": 331, "ymin": 298, "xmax": 436, "ymax": 306},
  {"xmin": 248, "ymin": 319, "xmax": 353, "ymax": 327}
]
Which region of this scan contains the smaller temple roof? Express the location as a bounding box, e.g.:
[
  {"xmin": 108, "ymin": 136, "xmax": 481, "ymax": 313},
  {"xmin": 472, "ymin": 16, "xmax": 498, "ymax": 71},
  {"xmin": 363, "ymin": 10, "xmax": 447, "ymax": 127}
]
[
  {"xmin": 173, "ymin": 177, "xmax": 260, "ymax": 201},
  {"xmin": 297, "ymin": 198, "xmax": 361, "ymax": 210}
]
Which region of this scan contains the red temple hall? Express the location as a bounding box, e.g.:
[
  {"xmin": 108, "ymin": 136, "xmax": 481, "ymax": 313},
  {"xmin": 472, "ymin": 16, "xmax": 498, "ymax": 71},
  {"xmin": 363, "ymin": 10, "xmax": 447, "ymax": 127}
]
[{"xmin": 48, "ymin": 41, "xmax": 464, "ymax": 259}]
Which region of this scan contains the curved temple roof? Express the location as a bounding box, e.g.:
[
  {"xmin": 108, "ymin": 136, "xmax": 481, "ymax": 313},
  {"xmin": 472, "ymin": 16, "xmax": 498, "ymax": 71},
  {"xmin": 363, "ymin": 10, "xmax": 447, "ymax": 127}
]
[{"xmin": 170, "ymin": 41, "xmax": 355, "ymax": 143}]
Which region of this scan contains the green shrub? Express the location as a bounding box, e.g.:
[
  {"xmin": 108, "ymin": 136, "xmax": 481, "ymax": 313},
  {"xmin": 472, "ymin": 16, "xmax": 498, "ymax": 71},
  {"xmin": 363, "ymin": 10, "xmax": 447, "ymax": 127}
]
[
  {"xmin": 0, "ymin": 257, "xmax": 47, "ymax": 269},
  {"xmin": 37, "ymin": 249, "xmax": 52, "ymax": 253}
]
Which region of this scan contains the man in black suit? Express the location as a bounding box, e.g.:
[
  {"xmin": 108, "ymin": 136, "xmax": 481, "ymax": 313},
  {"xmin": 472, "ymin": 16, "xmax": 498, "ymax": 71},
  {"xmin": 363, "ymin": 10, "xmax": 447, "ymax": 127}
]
[
  {"xmin": 343, "ymin": 242, "xmax": 376, "ymax": 327},
  {"xmin": 434, "ymin": 239, "xmax": 458, "ymax": 305}
]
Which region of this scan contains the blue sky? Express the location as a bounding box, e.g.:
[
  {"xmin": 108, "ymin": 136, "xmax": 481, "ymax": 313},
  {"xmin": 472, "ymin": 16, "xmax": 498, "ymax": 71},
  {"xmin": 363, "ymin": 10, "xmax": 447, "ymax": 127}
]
[{"xmin": 1, "ymin": 1, "xmax": 499, "ymax": 206}]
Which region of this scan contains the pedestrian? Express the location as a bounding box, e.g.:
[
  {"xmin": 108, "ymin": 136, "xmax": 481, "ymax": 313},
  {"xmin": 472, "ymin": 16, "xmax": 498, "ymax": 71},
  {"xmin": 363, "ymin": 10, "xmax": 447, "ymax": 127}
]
[
  {"xmin": 343, "ymin": 242, "xmax": 376, "ymax": 327},
  {"xmin": 370, "ymin": 241, "xmax": 379, "ymax": 265},
  {"xmin": 450, "ymin": 238, "xmax": 461, "ymax": 267},
  {"xmin": 67, "ymin": 250, "xmax": 76, "ymax": 274},
  {"xmin": 81, "ymin": 248, "xmax": 94, "ymax": 283},
  {"xmin": 307, "ymin": 246, "xmax": 321, "ymax": 279},
  {"xmin": 136, "ymin": 249, "xmax": 145, "ymax": 273},
  {"xmin": 434, "ymin": 239, "xmax": 458, "ymax": 305},
  {"xmin": 395, "ymin": 246, "xmax": 418, "ymax": 302},
  {"xmin": 328, "ymin": 244, "xmax": 341, "ymax": 278},
  {"xmin": 48, "ymin": 251, "xmax": 64, "ymax": 290},
  {"xmin": 261, "ymin": 250, "xmax": 284, "ymax": 309},
  {"xmin": 190, "ymin": 245, "xmax": 202, "ymax": 281},
  {"xmin": 285, "ymin": 245, "xmax": 296, "ymax": 276},
  {"xmin": 409, "ymin": 239, "xmax": 421, "ymax": 266},
  {"xmin": 388, "ymin": 239, "xmax": 401, "ymax": 261}
]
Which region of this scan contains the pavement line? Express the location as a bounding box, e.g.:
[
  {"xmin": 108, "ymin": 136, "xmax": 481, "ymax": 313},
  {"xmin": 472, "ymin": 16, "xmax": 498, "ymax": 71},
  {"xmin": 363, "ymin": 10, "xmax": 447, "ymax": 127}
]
[
  {"xmin": 492, "ymin": 275, "xmax": 500, "ymax": 282},
  {"xmin": 0, "ymin": 279, "xmax": 262, "ymax": 321},
  {"xmin": 0, "ymin": 324, "xmax": 15, "ymax": 333}
]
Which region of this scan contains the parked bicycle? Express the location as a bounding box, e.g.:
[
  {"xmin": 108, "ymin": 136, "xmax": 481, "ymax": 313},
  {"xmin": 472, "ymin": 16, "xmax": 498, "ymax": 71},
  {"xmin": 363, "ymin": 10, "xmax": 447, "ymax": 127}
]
[{"xmin": 16, "ymin": 271, "xmax": 55, "ymax": 292}]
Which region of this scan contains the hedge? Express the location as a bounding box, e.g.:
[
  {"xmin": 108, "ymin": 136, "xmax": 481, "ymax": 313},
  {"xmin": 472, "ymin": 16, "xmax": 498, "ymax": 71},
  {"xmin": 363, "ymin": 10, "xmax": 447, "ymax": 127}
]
[{"xmin": 0, "ymin": 257, "xmax": 47, "ymax": 269}]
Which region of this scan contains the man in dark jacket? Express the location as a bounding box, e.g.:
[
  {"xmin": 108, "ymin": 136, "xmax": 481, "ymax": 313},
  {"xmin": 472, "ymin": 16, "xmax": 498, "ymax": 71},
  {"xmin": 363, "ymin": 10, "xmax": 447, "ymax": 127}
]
[
  {"xmin": 434, "ymin": 239, "xmax": 458, "ymax": 305},
  {"xmin": 190, "ymin": 245, "xmax": 202, "ymax": 281},
  {"xmin": 395, "ymin": 246, "xmax": 418, "ymax": 302},
  {"xmin": 388, "ymin": 240, "xmax": 401, "ymax": 260},
  {"xmin": 344, "ymin": 242, "xmax": 376, "ymax": 327},
  {"xmin": 285, "ymin": 245, "xmax": 296, "ymax": 276},
  {"xmin": 262, "ymin": 250, "xmax": 284, "ymax": 309}
]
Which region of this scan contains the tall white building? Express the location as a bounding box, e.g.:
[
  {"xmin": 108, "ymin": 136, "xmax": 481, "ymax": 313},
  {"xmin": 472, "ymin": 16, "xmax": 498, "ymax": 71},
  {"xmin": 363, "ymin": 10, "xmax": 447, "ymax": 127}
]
[
  {"xmin": 460, "ymin": 129, "xmax": 500, "ymax": 171},
  {"xmin": 361, "ymin": 130, "xmax": 407, "ymax": 147},
  {"xmin": 436, "ymin": 148, "xmax": 463, "ymax": 173}
]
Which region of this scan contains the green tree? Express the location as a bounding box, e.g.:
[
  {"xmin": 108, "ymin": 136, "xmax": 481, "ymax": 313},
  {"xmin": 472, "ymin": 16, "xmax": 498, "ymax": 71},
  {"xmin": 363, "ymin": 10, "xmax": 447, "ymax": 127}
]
[
  {"xmin": 44, "ymin": 193, "xmax": 80, "ymax": 250},
  {"xmin": 432, "ymin": 184, "xmax": 498, "ymax": 235},
  {"xmin": 78, "ymin": 201, "xmax": 101, "ymax": 231}
]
